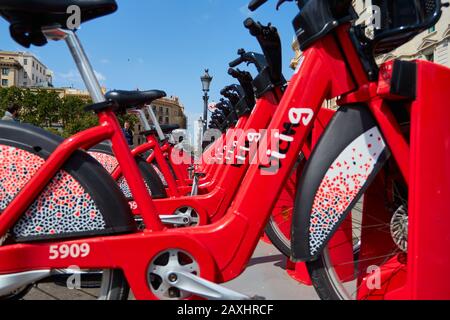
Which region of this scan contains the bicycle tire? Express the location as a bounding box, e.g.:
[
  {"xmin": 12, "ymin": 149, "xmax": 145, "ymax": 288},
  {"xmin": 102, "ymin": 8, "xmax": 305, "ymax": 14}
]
[
  {"xmin": 265, "ymin": 155, "xmax": 305, "ymax": 258},
  {"xmin": 89, "ymin": 143, "xmax": 167, "ymax": 199},
  {"xmin": 291, "ymin": 106, "xmax": 392, "ymax": 300}
]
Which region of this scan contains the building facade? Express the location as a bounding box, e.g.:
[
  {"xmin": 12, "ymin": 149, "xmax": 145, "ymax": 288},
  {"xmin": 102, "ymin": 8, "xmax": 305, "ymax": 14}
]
[
  {"xmin": 0, "ymin": 56, "xmax": 22, "ymax": 88},
  {"xmin": 133, "ymin": 95, "xmax": 188, "ymax": 146},
  {"xmin": 47, "ymin": 87, "xmax": 107, "ymax": 101},
  {"xmin": 0, "ymin": 51, "xmax": 53, "ymax": 88}
]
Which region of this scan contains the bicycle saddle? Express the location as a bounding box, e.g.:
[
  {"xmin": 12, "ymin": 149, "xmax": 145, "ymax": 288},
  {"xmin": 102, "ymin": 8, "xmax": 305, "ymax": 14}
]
[
  {"xmin": 0, "ymin": 0, "xmax": 117, "ymax": 47},
  {"xmin": 105, "ymin": 90, "xmax": 167, "ymax": 110}
]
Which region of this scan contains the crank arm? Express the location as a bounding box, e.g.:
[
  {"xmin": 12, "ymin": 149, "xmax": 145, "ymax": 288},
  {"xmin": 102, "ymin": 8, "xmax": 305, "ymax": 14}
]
[
  {"xmin": 166, "ymin": 271, "xmax": 262, "ymax": 300},
  {"xmin": 160, "ymin": 215, "xmax": 190, "ymax": 226}
]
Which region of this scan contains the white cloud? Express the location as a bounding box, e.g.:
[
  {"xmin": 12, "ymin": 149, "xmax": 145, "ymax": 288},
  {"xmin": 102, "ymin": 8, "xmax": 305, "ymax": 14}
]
[
  {"xmin": 94, "ymin": 70, "xmax": 106, "ymax": 82},
  {"xmin": 55, "ymin": 69, "xmax": 106, "ymax": 87},
  {"xmin": 57, "ymin": 70, "xmax": 82, "ymax": 84}
]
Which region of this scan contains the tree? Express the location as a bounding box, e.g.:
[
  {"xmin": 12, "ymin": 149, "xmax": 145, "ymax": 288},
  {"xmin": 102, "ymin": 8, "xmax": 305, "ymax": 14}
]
[
  {"xmin": 59, "ymin": 95, "xmax": 97, "ymax": 138},
  {"xmin": 0, "ymin": 87, "xmax": 23, "ymax": 113},
  {"xmin": 0, "ymin": 87, "xmax": 140, "ymax": 139}
]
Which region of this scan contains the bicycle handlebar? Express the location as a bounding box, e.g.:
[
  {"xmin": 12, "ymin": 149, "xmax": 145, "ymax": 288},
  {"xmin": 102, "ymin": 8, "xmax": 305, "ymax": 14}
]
[
  {"xmin": 242, "ymin": 19, "xmax": 285, "ymax": 85},
  {"xmin": 229, "ymin": 57, "xmax": 244, "ymax": 68},
  {"xmin": 248, "ymin": 0, "xmax": 269, "ymax": 11},
  {"xmin": 249, "ymin": 0, "xmax": 301, "ymax": 11},
  {"xmin": 221, "ymin": 84, "xmax": 243, "ymax": 97},
  {"xmin": 227, "ymin": 68, "xmax": 244, "ymax": 80},
  {"xmin": 243, "ymin": 18, "xmax": 263, "ymax": 36},
  {"xmin": 228, "ymin": 68, "xmax": 256, "ymax": 106},
  {"xmin": 229, "ymin": 49, "xmax": 247, "ymax": 68},
  {"xmin": 228, "ymin": 49, "xmax": 268, "ymax": 73}
]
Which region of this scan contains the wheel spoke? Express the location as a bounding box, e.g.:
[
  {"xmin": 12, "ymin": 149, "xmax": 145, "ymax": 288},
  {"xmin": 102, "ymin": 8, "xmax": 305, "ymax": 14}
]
[{"xmin": 150, "ymin": 265, "xmax": 166, "ymax": 278}]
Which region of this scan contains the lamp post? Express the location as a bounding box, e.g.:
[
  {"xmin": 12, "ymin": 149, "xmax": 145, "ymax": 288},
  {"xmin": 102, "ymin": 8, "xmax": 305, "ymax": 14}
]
[{"xmin": 200, "ymin": 69, "xmax": 213, "ymax": 132}]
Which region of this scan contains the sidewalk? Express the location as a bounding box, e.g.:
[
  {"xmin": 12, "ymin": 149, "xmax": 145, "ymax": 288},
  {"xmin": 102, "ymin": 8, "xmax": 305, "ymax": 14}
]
[{"xmin": 224, "ymin": 241, "xmax": 319, "ymax": 300}]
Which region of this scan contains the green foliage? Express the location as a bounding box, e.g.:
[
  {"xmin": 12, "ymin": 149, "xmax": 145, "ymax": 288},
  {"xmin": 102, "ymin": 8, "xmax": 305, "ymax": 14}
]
[
  {"xmin": 0, "ymin": 87, "xmax": 136, "ymax": 138},
  {"xmin": 118, "ymin": 113, "xmax": 139, "ymax": 129}
]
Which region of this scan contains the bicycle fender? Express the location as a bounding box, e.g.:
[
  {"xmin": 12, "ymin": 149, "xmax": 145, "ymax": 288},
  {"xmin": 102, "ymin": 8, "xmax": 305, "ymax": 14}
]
[
  {"xmin": 291, "ymin": 105, "xmax": 391, "ymax": 262},
  {"xmin": 0, "ymin": 121, "xmax": 136, "ymax": 242}
]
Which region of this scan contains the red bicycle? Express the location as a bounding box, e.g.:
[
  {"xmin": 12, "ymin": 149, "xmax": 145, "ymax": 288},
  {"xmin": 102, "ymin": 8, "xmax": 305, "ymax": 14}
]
[
  {"xmin": 0, "ymin": 0, "xmax": 448, "ymax": 300},
  {"xmin": 85, "ymin": 21, "xmax": 319, "ymax": 256}
]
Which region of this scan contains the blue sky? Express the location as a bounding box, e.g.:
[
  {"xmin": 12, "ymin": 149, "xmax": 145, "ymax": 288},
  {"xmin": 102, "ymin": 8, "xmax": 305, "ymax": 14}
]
[{"xmin": 0, "ymin": 0, "xmax": 298, "ymax": 130}]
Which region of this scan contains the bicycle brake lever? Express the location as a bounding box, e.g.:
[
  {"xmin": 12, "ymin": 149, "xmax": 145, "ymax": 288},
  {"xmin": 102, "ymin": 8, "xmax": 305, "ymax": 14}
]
[{"xmin": 276, "ymin": 0, "xmax": 293, "ymax": 10}]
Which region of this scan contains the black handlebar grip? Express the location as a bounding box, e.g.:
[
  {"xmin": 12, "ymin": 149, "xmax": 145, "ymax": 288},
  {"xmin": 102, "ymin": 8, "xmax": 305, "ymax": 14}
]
[
  {"xmin": 248, "ymin": 0, "xmax": 269, "ymax": 11},
  {"xmin": 220, "ymin": 87, "xmax": 234, "ymax": 96},
  {"xmin": 228, "ymin": 68, "xmax": 239, "ymax": 78},
  {"xmin": 229, "ymin": 56, "xmax": 243, "ymax": 68},
  {"xmin": 244, "ymin": 18, "xmax": 263, "ymax": 36}
]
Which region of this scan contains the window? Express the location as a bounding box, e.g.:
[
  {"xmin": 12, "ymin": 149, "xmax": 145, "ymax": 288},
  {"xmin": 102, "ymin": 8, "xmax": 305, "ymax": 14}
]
[
  {"xmin": 24, "ymin": 59, "xmax": 28, "ymax": 65},
  {"xmin": 165, "ymin": 108, "xmax": 169, "ymax": 115},
  {"xmin": 165, "ymin": 117, "xmax": 169, "ymax": 124},
  {"xmin": 32, "ymin": 61, "xmax": 35, "ymax": 68},
  {"xmin": 23, "ymin": 82, "xmax": 27, "ymax": 86},
  {"xmin": 425, "ymin": 53, "xmax": 434, "ymax": 62},
  {"xmin": 2, "ymin": 68, "xmax": 9, "ymax": 75},
  {"xmin": 159, "ymin": 116, "xmax": 163, "ymax": 123},
  {"xmin": 1, "ymin": 79, "xmax": 8, "ymax": 87},
  {"xmin": 32, "ymin": 74, "xmax": 34, "ymax": 81},
  {"xmin": 159, "ymin": 107, "xmax": 163, "ymax": 113}
]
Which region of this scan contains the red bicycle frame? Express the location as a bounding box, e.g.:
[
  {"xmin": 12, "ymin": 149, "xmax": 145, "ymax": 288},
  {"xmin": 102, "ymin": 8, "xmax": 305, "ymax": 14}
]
[
  {"xmin": 0, "ymin": 26, "xmax": 356, "ymax": 298},
  {"xmin": 111, "ymin": 132, "xmax": 190, "ymax": 197}
]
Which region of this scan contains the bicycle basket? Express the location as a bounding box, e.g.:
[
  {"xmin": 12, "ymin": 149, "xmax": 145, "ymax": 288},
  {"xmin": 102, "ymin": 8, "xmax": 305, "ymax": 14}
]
[{"xmin": 370, "ymin": 0, "xmax": 443, "ymax": 54}]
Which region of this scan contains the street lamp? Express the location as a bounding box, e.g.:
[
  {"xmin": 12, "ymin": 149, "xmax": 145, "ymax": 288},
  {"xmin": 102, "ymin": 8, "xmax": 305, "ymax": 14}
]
[{"xmin": 201, "ymin": 69, "xmax": 213, "ymax": 132}]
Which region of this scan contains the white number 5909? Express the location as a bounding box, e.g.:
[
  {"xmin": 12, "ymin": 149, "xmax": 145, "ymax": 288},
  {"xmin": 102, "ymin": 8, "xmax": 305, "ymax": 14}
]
[{"xmin": 49, "ymin": 243, "xmax": 90, "ymax": 260}]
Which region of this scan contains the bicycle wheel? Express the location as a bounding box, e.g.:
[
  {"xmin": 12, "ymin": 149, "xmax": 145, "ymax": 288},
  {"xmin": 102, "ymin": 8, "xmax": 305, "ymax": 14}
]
[
  {"xmin": 306, "ymin": 165, "xmax": 407, "ymax": 300},
  {"xmin": 265, "ymin": 155, "xmax": 305, "ymax": 257},
  {"xmin": 292, "ymin": 106, "xmax": 407, "ymax": 300},
  {"xmin": 89, "ymin": 143, "xmax": 167, "ymax": 199},
  {"xmin": 0, "ymin": 122, "xmax": 135, "ymax": 300}
]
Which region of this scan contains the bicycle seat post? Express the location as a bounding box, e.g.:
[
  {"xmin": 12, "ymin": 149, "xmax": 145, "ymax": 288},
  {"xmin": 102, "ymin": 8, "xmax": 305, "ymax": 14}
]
[
  {"xmin": 146, "ymin": 106, "xmax": 166, "ymax": 141},
  {"xmin": 129, "ymin": 108, "xmax": 152, "ymax": 132},
  {"xmin": 42, "ymin": 28, "xmax": 105, "ymax": 104}
]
